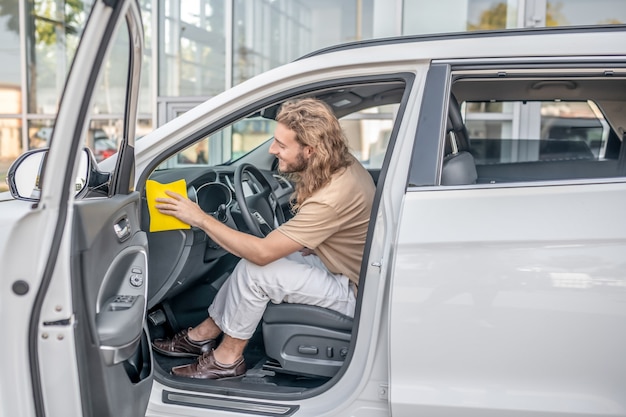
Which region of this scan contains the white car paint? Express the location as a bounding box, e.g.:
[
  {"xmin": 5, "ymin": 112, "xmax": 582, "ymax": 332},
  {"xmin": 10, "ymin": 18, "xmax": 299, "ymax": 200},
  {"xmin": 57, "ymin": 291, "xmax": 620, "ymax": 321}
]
[{"xmin": 2, "ymin": 2, "xmax": 626, "ymax": 415}]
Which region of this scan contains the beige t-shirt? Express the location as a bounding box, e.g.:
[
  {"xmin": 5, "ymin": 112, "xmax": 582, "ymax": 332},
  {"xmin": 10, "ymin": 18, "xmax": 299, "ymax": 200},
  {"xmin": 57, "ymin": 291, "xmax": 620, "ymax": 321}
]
[{"xmin": 277, "ymin": 157, "xmax": 375, "ymax": 285}]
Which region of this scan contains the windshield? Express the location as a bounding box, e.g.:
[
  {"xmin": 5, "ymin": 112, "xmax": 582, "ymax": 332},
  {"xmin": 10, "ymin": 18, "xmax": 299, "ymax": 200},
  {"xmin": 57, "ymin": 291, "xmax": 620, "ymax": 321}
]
[
  {"xmin": 156, "ymin": 101, "xmax": 399, "ymax": 171},
  {"xmin": 157, "ymin": 115, "xmax": 277, "ymax": 169}
]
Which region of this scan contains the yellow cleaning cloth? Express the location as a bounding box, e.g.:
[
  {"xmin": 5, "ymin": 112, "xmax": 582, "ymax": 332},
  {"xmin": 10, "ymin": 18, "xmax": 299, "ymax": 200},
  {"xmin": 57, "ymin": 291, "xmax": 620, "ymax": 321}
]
[{"xmin": 145, "ymin": 179, "xmax": 191, "ymax": 232}]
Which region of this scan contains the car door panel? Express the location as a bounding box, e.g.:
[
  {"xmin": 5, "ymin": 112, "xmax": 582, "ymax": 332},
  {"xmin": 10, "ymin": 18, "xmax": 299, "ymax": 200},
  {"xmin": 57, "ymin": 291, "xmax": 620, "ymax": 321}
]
[
  {"xmin": 74, "ymin": 194, "xmax": 147, "ymax": 352},
  {"xmin": 390, "ymin": 182, "xmax": 626, "ymax": 416},
  {"xmin": 72, "ymin": 192, "xmax": 152, "ymax": 415}
]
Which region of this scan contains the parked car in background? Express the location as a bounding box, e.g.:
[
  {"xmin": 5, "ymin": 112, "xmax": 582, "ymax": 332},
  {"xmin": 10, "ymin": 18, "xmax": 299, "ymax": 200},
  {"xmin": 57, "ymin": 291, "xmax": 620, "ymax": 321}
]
[
  {"xmin": 31, "ymin": 127, "xmax": 117, "ymax": 162},
  {"xmin": 1, "ymin": 0, "xmax": 625, "ymax": 415},
  {"xmin": 31, "ymin": 127, "xmax": 53, "ymax": 147},
  {"xmin": 94, "ymin": 136, "xmax": 118, "ymax": 161}
]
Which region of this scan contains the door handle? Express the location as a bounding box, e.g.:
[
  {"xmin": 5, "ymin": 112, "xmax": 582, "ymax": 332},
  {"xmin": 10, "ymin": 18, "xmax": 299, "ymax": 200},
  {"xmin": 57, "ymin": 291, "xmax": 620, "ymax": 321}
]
[{"xmin": 113, "ymin": 216, "xmax": 131, "ymax": 241}]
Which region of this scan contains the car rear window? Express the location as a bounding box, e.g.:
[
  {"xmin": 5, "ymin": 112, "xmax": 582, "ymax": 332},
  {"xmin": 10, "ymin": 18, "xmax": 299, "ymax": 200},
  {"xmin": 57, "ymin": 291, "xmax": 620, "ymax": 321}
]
[{"xmin": 444, "ymin": 74, "xmax": 626, "ymax": 185}]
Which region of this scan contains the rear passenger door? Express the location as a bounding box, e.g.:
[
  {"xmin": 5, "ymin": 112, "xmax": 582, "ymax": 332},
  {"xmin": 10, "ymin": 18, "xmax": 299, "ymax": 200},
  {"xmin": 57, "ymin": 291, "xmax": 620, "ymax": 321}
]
[{"xmin": 389, "ymin": 62, "xmax": 626, "ymax": 416}]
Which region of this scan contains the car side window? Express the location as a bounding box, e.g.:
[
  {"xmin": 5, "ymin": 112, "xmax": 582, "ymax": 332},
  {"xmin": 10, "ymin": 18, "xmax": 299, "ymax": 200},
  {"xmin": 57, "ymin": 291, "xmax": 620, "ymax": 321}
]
[
  {"xmin": 465, "ymin": 100, "xmax": 612, "ymax": 164},
  {"xmin": 443, "ymin": 73, "xmax": 625, "ymax": 185}
]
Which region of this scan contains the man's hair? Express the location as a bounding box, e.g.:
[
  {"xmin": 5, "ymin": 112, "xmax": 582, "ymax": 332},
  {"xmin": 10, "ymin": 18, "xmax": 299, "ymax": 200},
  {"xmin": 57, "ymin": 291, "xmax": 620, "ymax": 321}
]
[{"xmin": 276, "ymin": 98, "xmax": 352, "ymax": 210}]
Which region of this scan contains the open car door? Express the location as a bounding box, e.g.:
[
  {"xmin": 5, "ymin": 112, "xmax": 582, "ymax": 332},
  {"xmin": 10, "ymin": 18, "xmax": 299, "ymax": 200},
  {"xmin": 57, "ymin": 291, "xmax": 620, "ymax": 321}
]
[{"xmin": 2, "ymin": 1, "xmax": 151, "ymax": 416}]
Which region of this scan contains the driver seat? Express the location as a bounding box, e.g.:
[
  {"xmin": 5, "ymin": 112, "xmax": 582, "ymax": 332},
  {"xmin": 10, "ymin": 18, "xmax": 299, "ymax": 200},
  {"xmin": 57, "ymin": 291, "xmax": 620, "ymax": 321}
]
[{"xmin": 262, "ymin": 302, "xmax": 353, "ymax": 377}]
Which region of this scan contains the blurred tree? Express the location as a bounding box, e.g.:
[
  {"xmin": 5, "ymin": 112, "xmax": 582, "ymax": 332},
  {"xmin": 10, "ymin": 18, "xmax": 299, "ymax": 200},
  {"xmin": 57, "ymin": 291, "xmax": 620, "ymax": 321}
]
[
  {"xmin": 30, "ymin": 0, "xmax": 85, "ymax": 114},
  {"xmin": 34, "ymin": 0, "xmax": 83, "ymax": 44},
  {"xmin": 467, "ymin": 2, "xmax": 507, "ymax": 31},
  {"xmin": 466, "ymin": 1, "xmax": 576, "ymax": 30},
  {"xmin": 0, "ymin": 0, "xmax": 84, "ymax": 41},
  {"xmin": 545, "ymin": 2, "xmax": 566, "ymax": 26}
]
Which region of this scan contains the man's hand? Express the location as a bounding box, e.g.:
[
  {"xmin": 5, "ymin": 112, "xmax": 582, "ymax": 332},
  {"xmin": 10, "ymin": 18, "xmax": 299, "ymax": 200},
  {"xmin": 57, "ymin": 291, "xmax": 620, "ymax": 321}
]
[
  {"xmin": 155, "ymin": 190, "xmax": 206, "ymax": 228},
  {"xmin": 155, "ymin": 190, "xmax": 304, "ymax": 266}
]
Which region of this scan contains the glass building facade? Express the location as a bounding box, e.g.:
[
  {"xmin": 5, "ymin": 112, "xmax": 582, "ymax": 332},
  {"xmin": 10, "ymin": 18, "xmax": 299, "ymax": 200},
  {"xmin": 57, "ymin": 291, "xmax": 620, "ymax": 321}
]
[{"xmin": 0, "ymin": 0, "xmax": 624, "ymax": 191}]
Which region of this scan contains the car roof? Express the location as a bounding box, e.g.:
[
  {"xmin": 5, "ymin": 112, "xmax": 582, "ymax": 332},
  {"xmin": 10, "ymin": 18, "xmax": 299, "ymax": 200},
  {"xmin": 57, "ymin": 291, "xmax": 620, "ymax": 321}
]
[
  {"xmin": 298, "ymin": 24, "xmax": 626, "ymax": 60},
  {"xmin": 299, "ymin": 25, "xmax": 626, "ymax": 62}
]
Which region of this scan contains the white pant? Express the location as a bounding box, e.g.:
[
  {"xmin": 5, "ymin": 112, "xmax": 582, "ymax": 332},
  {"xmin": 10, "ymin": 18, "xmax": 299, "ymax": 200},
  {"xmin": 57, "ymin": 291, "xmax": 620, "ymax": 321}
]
[{"xmin": 208, "ymin": 251, "xmax": 357, "ymax": 340}]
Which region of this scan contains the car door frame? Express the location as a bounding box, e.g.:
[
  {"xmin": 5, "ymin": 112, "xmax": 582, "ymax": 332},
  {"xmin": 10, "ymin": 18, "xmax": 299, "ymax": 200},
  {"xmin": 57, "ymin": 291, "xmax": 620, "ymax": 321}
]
[
  {"xmin": 137, "ymin": 62, "xmax": 432, "ymax": 415},
  {"xmin": 21, "ymin": 1, "xmax": 149, "ymax": 416},
  {"xmin": 386, "ymin": 63, "xmax": 451, "ymax": 416}
]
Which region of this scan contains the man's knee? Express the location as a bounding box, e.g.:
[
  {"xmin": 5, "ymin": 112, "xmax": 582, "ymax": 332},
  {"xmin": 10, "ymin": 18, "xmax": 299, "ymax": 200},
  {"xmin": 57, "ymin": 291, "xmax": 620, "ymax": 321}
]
[
  {"xmin": 233, "ymin": 258, "xmax": 268, "ymax": 285},
  {"xmin": 234, "ymin": 258, "xmax": 259, "ymax": 273},
  {"xmin": 233, "ymin": 257, "xmax": 285, "ymax": 288}
]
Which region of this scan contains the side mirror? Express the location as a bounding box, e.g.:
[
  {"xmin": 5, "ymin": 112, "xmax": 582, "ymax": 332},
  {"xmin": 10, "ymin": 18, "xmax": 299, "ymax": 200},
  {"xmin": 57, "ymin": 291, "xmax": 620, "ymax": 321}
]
[{"xmin": 7, "ymin": 148, "xmax": 107, "ymax": 201}]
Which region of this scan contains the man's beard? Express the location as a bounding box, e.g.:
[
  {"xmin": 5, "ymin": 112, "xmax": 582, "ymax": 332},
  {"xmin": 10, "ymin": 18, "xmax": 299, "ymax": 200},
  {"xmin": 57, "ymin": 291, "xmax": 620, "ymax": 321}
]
[{"xmin": 279, "ymin": 151, "xmax": 308, "ymax": 174}]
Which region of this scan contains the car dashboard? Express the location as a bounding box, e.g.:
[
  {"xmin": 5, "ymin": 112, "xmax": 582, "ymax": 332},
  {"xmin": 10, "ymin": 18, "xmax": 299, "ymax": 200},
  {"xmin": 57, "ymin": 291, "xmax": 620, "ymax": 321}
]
[{"xmin": 142, "ymin": 165, "xmax": 294, "ymax": 308}]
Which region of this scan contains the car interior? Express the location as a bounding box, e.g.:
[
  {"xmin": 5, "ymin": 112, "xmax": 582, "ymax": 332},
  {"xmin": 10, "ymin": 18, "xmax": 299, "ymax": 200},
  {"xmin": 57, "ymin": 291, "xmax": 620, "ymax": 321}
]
[
  {"xmin": 445, "ymin": 71, "xmax": 626, "ymax": 185},
  {"xmin": 144, "ymin": 78, "xmax": 407, "ymax": 397},
  {"xmin": 142, "ymin": 65, "xmax": 626, "ymax": 398}
]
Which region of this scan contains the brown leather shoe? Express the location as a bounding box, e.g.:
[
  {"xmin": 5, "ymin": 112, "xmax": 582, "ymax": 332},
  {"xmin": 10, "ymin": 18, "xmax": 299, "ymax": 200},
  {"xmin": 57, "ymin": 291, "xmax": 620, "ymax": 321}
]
[
  {"xmin": 152, "ymin": 328, "xmax": 216, "ymax": 358},
  {"xmin": 171, "ymin": 350, "xmax": 246, "ymax": 379}
]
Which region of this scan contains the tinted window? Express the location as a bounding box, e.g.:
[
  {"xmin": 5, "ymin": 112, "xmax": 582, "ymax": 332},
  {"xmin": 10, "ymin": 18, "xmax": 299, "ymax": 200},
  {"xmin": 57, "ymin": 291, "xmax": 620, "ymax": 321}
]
[
  {"xmin": 445, "ymin": 75, "xmax": 626, "ymax": 184},
  {"xmin": 465, "ymin": 100, "xmax": 609, "ymax": 164}
]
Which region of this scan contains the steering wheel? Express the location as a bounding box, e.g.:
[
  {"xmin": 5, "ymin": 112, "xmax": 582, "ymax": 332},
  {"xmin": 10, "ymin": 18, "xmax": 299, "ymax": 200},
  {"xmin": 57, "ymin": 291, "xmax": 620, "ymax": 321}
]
[{"xmin": 234, "ymin": 163, "xmax": 285, "ymax": 237}]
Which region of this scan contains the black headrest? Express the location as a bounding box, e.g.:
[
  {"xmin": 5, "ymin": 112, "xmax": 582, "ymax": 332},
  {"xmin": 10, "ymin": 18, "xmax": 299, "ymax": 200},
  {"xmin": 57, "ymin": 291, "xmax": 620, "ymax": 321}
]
[{"xmin": 441, "ymin": 151, "xmax": 477, "ymax": 185}]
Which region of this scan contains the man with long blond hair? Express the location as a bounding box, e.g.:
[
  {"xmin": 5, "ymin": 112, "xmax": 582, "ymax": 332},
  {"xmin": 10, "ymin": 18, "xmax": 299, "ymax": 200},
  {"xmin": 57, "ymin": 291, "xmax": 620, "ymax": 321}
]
[{"xmin": 152, "ymin": 98, "xmax": 375, "ymax": 379}]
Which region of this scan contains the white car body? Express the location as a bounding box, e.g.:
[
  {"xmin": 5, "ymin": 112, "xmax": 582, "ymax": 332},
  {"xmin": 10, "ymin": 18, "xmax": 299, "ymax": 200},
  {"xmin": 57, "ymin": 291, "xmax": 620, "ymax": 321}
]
[{"xmin": 2, "ymin": 1, "xmax": 626, "ymax": 416}]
